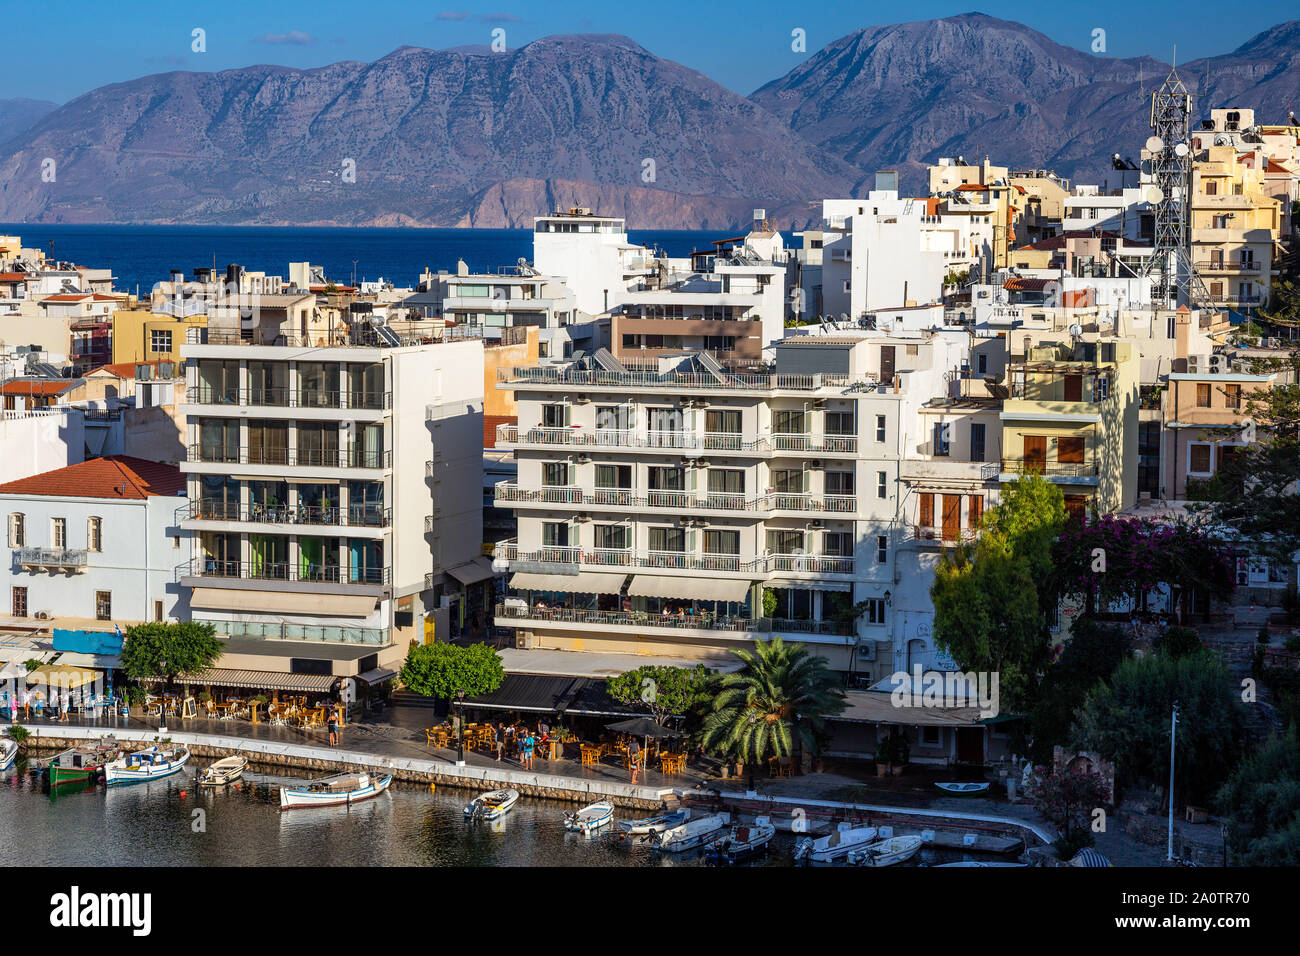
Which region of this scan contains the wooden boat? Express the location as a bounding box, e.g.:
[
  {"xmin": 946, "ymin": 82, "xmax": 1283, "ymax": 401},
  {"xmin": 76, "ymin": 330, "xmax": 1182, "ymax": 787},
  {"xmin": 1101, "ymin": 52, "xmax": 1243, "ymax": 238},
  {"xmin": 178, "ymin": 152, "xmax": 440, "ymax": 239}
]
[
  {"xmin": 464, "ymin": 788, "xmax": 519, "ymax": 820},
  {"xmin": 935, "ymin": 781, "xmax": 990, "ymax": 794},
  {"xmin": 563, "ymin": 798, "xmax": 614, "ymax": 833},
  {"xmin": 279, "ymin": 770, "xmax": 393, "ymax": 810},
  {"xmin": 849, "ymin": 834, "xmax": 924, "ymax": 867},
  {"xmin": 198, "ymin": 755, "xmax": 248, "ymax": 787},
  {"xmin": 105, "ymin": 745, "xmax": 190, "ymax": 784},
  {"xmin": 618, "ymin": 807, "xmax": 690, "ymax": 837},
  {"xmin": 652, "ymin": 812, "xmax": 731, "ymax": 853},
  {"xmin": 793, "ymin": 823, "xmax": 878, "ymax": 863},
  {"xmin": 45, "ymin": 738, "xmax": 121, "ymax": 787},
  {"xmin": 0, "ymin": 738, "xmax": 17, "ymax": 771},
  {"xmin": 707, "ymin": 816, "xmax": 776, "ymax": 865}
]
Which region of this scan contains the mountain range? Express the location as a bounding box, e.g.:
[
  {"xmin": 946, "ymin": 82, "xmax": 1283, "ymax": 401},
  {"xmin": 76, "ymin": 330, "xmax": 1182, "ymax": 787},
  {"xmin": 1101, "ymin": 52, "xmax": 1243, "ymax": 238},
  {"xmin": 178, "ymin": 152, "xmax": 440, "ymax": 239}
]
[{"xmin": 1, "ymin": 14, "xmax": 1297, "ymax": 229}]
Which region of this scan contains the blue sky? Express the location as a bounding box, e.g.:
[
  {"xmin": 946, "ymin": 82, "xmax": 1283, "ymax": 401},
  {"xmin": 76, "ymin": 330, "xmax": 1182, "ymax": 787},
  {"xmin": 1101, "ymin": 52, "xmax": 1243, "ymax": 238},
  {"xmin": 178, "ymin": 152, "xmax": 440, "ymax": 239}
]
[{"xmin": 10, "ymin": 0, "xmax": 1296, "ymax": 104}]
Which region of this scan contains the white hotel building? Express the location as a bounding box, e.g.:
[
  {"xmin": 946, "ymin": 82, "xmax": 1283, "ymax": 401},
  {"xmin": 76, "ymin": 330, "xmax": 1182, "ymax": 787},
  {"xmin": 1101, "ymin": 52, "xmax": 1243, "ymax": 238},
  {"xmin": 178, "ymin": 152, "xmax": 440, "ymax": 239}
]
[
  {"xmin": 491, "ymin": 334, "xmax": 966, "ymax": 682},
  {"xmin": 177, "ymin": 317, "xmax": 485, "ymax": 679}
]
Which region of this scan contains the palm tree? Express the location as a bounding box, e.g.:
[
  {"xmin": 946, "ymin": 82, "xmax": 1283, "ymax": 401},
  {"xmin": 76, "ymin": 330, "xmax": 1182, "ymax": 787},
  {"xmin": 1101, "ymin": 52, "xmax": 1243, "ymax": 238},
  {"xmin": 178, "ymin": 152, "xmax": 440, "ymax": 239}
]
[{"xmin": 702, "ymin": 636, "xmax": 847, "ymax": 786}]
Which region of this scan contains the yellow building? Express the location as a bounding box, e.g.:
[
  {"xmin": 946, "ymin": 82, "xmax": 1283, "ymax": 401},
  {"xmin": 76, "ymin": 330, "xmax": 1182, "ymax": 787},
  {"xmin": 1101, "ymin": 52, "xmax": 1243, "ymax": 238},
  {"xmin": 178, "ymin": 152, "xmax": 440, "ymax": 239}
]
[
  {"xmin": 929, "ymin": 157, "xmax": 1020, "ymax": 268},
  {"xmin": 111, "ymin": 308, "xmax": 207, "ymax": 365},
  {"xmin": 998, "ymin": 339, "xmax": 1139, "ymax": 518}
]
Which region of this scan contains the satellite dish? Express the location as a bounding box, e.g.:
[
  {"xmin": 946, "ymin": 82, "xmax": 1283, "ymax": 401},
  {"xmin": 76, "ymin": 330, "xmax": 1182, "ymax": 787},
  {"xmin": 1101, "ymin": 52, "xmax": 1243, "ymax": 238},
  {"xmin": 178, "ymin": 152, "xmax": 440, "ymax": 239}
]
[
  {"xmin": 1146, "ymin": 136, "xmax": 1164, "ymax": 153},
  {"xmin": 1174, "ymin": 142, "xmax": 1189, "ymax": 158},
  {"xmin": 1145, "ymin": 186, "xmax": 1165, "ymax": 204},
  {"xmin": 1068, "ymin": 323, "xmax": 1083, "ymax": 338}
]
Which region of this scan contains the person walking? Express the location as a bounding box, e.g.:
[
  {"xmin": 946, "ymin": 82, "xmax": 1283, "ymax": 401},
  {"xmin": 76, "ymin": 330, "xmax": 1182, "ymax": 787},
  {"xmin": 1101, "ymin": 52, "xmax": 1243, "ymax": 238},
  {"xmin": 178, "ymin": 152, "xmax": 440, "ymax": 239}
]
[
  {"xmin": 327, "ymin": 709, "xmax": 339, "ymax": 746},
  {"xmin": 523, "ymin": 730, "xmax": 535, "ymax": 770},
  {"xmin": 494, "ymin": 725, "xmax": 504, "ymax": 761},
  {"xmin": 629, "ymin": 738, "xmax": 641, "ymax": 784}
]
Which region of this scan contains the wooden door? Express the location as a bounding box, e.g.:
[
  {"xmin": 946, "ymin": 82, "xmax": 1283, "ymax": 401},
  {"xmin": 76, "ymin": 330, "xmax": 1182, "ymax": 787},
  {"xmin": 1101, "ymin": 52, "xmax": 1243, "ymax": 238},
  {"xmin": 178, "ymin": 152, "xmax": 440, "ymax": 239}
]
[
  {"xmin": 918, "ymin": 493, "xmax": 934, "ymax": 536},
  {"xmin": 942, "ymin": 495, "xmax": 961, "ymax": 542},
  {"xmin": 1063, "ymin": 374, "xmax": 1083, "ymax": 402},
  {"xmin": 1023, "ymin": 435, "xmax": 1047, "ymax": 473},
  {"xmin": 956, "ymin": 727, "xmax": 985, "ymax": 765},
  {"xmin": 880, "ymin": 345, "xmax": 896, "ymax": 382}
]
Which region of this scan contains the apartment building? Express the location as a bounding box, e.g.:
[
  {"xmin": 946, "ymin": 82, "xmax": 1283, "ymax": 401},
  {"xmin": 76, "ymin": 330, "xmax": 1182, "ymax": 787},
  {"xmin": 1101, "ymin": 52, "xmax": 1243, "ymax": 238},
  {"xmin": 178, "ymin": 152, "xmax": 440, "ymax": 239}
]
[
  {"xmin": 492, "ymin": 334, "xmax": 965, "ymax": 682},
  {"xmin": 111, "ymin": 306, "xmax": 207, "ymax": 365},
  {"xmin": 0, "ymin": 456, "xmax": 186, "ymax": 625},
  {"xmin": 434, "ymin": 264, "xmax": 578, "ymax": 333},
  {"xmin": 928, "ymin": 157, "xmax": 1019, "ymax": 269},
  {"xmin": 532, "ymin": 208, "xmax": 657, "ymax": 315},
  {"xmin": 1062, "ymin": 185, "xmax": 1149, "ymax": 239},
  {"xmin": 177, "ymin": 315, "xmax": 485, "ymax": 678},
  {"xmin": 1009, "ymin": 170, "xmax": 1070, "ymax": 245}
]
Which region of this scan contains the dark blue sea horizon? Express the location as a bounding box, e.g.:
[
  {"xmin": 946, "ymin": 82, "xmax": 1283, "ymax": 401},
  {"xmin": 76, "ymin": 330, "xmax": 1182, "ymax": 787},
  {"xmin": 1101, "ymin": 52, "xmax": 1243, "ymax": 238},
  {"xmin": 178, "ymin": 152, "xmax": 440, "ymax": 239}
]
[{"xmin": 0, "ymin": 223, "xmax": 724, "ymax": 296}]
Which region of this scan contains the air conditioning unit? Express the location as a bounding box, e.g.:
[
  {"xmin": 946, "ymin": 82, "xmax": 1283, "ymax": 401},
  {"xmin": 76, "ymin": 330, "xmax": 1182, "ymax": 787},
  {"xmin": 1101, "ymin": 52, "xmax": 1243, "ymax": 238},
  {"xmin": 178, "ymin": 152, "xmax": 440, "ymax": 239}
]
[
  {"xmin": 515, "ymin": 632, "xmax": 535, "ymax": 650},
  {"xmin": 808, "ymin": 459, "xmax": 824, "ymax": 469},
  {"xmin": 856, "ymin": 643, "xmax": 877, "ymax": 662},
  {"xmin": 576, "ymin": 456, "xmax": 591, "ymax": 464},
  {"xmin": 1187, "ymin": 354, "xmax": 1208, "ymax": 374},
  {"xmin": 810, "ymin": 519, "xmax": 824, "ymax": 529},
  {"xmin": 1206, "ymin": 354, "xmax": 1228, "ymax": 374},
  {"xmin": 34, "ymin": 610, "xmax": 53, "ymax": 620}
]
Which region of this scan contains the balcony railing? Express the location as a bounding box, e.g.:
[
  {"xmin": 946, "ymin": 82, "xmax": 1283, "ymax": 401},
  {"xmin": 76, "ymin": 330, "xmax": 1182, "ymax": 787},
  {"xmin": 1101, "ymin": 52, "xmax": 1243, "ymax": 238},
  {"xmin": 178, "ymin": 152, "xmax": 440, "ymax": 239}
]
[
  {"xmin": 495, "ymin": 603, "xmax": 851, "ymax": 636},
  {"xmin": 1195, "ymin": 260, "xmax": 1260, "ymax": 274},
  {"xmin": 189, "ymin": 558, "xmax": 390, "ymax": 585},
  {"xmin": 907, "ymin": 525, "xmax": 980, "ymax": 545},
  {"xmin": 771, "ymin": 434, "xmax": 859, "ymax": 453},
  {"xmin": 495, "ymin": 424, "xmax": 857, "ymax": 454},
  {"xmin": 15, "ymin": 547, "xmax": 88, "ymax": 571},
  {"xmin": 187, "ymin": 444, "xmax": 390, "ymax": 469},
  {"xmin": 189, "ymin": 386, "xmax": 391, "ymax": 410},
  {"xmin": 494, "ymin": 481, "xmax": 856, "ymax": 514},
  {"xmin": 184, "ymin": 502, "xmax": 390, "ymax": 528},
  {"xmin": 1000, "ymin": 457, "xmax": 1099, "ymax": 477},
  {"xmin": 498, "ymin": 366, "xmax": 864, "ymax": 392},
  {"xmin": 213, "ymin": 621, "xmax": 388, "ymax": 645},
  {"xmin": 492, "ymin": 539, "xmax": 853, "ymax": 576}
]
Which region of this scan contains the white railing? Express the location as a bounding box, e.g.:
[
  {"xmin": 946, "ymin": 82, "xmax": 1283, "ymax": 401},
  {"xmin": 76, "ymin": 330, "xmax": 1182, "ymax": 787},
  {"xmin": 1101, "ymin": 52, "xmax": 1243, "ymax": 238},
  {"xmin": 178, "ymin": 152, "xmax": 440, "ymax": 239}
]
[
  {"xmin": 495, "ymin": 481, "xmax": 857, "ymax": 515},
  {"xmin": 492, "ymin": 539, "xmax": 852, "ymax": 576}
]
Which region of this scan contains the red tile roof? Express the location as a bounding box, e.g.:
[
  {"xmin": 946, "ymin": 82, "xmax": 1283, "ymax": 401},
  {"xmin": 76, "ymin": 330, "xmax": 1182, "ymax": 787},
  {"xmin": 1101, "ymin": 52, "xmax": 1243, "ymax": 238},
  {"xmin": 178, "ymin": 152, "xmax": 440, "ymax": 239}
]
[
  {"xmin": 41, "ymin": 294, "xmax": 90, "ymax": 302},
  {"xmin": 0, "ymin": 456, "xmax": 184, "ymax": 500},
  {"xmin": 0, "ymin": 379, "xmax": 78, "ymax": 396},
  {"xmin": 88, "ymin": 359, "xmax": 179, "ymax": 380},
  {"xmin": 0, "ymin": 273, "xmax": 27, "ymax": 282},
  {"xmin": 1003, "ymin": 277, "xmax": 1052, "ymax": 292},
  {"xmin": 484, "ymin": 414, "xmax": 515, "ymax": 449}
]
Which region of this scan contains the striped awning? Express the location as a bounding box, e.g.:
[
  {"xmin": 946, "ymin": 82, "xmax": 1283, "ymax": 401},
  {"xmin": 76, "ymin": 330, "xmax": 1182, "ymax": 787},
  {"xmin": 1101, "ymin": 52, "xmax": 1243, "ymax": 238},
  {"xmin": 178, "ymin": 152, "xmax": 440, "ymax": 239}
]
[
  {"xmin": 140, "ymin": 668, "xmax": 337, "ymax": 692},
  {"xmin": 627, "ymin": 575, "xmax": 752, "ymax": 602}
]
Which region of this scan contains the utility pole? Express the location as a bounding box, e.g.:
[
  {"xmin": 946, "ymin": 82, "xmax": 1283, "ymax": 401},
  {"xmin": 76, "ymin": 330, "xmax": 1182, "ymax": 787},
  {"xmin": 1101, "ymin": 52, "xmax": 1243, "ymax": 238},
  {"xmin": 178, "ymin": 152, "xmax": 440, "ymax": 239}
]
[{"xmin": 1167, "ymin": 702, "xmax": 1179, "ymax": 862}]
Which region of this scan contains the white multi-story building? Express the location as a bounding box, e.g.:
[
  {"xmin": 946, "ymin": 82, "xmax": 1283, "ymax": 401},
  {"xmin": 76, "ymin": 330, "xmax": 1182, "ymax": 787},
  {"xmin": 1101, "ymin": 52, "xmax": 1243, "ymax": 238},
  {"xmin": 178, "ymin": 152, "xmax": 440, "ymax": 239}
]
[
  {"xmin": 532, "ymin": 208, "xmax": 657, "ymax": 315},
  {"xmin": 0, "ymin": 456, "xmax": 187, "ymax": 624},
  {"xmin": 176, "ymin": 316, "xmax": 486, "ymax": 678},
  {"xmin": 491, "ymin": 334, "xmax": 966, "ymax": 683}
]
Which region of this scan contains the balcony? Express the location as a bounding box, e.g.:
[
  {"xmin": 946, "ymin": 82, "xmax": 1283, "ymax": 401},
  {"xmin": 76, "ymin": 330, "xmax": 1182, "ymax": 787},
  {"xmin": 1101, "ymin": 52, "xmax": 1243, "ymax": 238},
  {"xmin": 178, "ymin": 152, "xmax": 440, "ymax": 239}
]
[
  {"xmin": 491, "ymin": 539, "xmax": 854, "ymax": 576},
  {"xmin": 15, "ymin": 548, "xmax": 88, "ymax": 572},
  {"xmin": 771, "ymin": 434, "xmax": 859, "ymax": 454},
  {"xmin": 999, "ymin": 457, "xmax": 1100, "ymax": 479},
  {"xmin": 902, "ymin": 460, "xmax": 1000, "ymax": 482},
  {"xmin": 187, "ymin": 445, "xmax": 390, "ymax": 470},
  {"xmin": 494, "ymin": 481, "xmax": 855, "ymax": 515},
  {"xmin": 189, "ymin": 386, "xmax": 391, "ymax": 410},
  {"xmin": 498, "ymin": 366, "xmax": 866, "ymax": 394},
  {"xmin": 906, "ymin": 525, "xmax": 980, "ymax": 545},
  {"xmin": 182, "ymin": 502, "xmax": 390, "ymax": 528},
  {"xmin": 494, "ymin": 604, "xmax": 852, "ymax": 639},
  {"xmin": 1195, "ymin": 260, "xmax": 1261, "ymax": 275},
  {"xmin": 188, "ymin": 558, "xmax": 390, "ymax": 586}
]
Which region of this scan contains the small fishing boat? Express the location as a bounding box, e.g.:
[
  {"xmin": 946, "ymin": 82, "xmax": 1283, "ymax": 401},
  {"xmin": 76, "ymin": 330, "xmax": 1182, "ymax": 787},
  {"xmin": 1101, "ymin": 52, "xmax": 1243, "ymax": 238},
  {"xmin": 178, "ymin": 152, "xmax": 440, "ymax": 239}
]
[
  {"xmin": 935, "ymin": 782, "xmax": 990, "ymax": 794},
  {"xmin": 464, "ymin": 788, "xmax": 519, "ymax": 821},
  {"xmin": 564, "ymin": 798, "xmax": 615, "ymax": 833},
  {"xmin": 198, "ymin": 755, "xmax": 248, "ymax": 787},
  {"xmin": 280, "ymin": 770, "xmax": 393, "ymax": 810},
  {"xmin": 618, "ymin": 807, "xmax": 690, "ymax": 838},
  {"xmin": 45, "ymin": 738, "xmax": 121, "ymax": 787},
  {"xmin": 105, "ymin": 745, "xmax": 190, "ymax": 785},
  {"xmin": 0, "ymin": 738, "xmax": 17, "ymax": 771},
  {"xmin": 793, "ymin": 823, "xmax": 878, "ymax": 863},
  {"xmin": 707, "ymin": 816, "xmax": 776, "ymax": 865},
  {"xmin": 652, "ymin": 812, "xmax": 731, "ymax": 853},
  {"xmin": 849, "ymin": 834, "xmax": 924, "ymax": 867}
]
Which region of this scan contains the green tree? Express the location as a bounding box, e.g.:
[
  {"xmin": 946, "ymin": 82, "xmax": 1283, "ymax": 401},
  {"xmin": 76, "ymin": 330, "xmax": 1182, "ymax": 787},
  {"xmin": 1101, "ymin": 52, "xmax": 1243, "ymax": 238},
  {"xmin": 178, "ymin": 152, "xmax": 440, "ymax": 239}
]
[
  {"xmin": 119, "ymin": 621, "xmax": 222, "ymax": 691},
  {"xmin": 606, "ymin": 664, "xmax": 713, "ymax": 727},
  {"xmin": 931, "ymin": 474, "xmax": 1065, "ymax": 709},
  {"xmin": 1072, "ymin": 647, "xmax": 1244, "ymax": 806},
  {"xmin": 701, "ymin": 636, "xmax": 845, "ymax": 783},
  {"xmin": 1215, "ymin": 730, "xmax": 1300, "ymax": 866},
  {"xmin": 398, "ymin": 642, "xmax": 504, "ymax": 700},
  {"xmin": 1028, "ymin": 617, "xmax": 1132, "ymax": 763},
  {"xmin": 1026, "ymin": 764, "xmax": 1112, "ymax": 854}
]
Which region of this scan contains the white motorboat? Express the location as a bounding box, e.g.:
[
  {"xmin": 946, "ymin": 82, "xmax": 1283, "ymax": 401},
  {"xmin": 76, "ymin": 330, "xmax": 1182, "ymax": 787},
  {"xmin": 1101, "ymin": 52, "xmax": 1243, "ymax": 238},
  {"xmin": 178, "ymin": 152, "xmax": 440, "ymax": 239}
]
[
  {"xmin": 793, "ymin": 822, "xmax": 879, "ymax": 863},
  {"xmin": 651, "ymin": 812, "xmax": 731, "ymax": 853},
  {"xmin": 0, "ymin": 738, "xmax": 17, "ymax": 771},
  {"xmin": 564, "ymin": 798, "xmax": 614, "ymax": 833},
  {"xmin": 849, "ymin": 834, "xmax": 924, "ymax": 867},
  {"xmin": 618, "ymin": 807, "xmax": 690, "ymax": 838},
  {"xmin": 464, "ymin": 788, "xmax": 520, "ymax": 820},
  {"xmin": 935, "ymin": 782, "xmax": 990, "ymax": 794},
  {"xmin": 707, "ymin": 816, "xmax": 776, "ymax": 865},
  {"xmin": 104, "ymin": 746, "xmax": 190, "ymax": 785},
  {"xmin": 198, "ymin": 755, "xmax": 248, "ymax": 787},
  {"xmin": 279, "ymin": 770, "xmax": 392, "ymax": 810}
]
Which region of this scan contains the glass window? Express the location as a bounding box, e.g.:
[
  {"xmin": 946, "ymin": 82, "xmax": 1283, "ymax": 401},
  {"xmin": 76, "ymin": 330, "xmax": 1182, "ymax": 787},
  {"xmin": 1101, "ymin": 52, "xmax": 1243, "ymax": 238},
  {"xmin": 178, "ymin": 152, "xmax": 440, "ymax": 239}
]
[
  {"xmin": 51, "ymin": 518, "xmax": 66, "ymax": 549},
  {"xmin": 150, "ymin": 329, "xmax": 172, "ymax": 354},
  {"xmin": 704, "ymin": 530, "xmax": 740, "ymax": 555},
  {"xmin": 970, "ymin": 423, "xmax": 986, "ymax": 462},
  {"xmin": 933, "ymin": 422, "xmax": 951, "ymax": 456},
  {"xmin": 595, "ymin": 464, "xmax": 632, "ymax": 488},
  {"xmin": 773, "ymin": 409, "xmax": 806, "ymax": 434},
  {"xmin": 766, "ymin": 530, "xmax": 804, "ymax": 554},
  {"xmin": 1189, "ymin": 444, "xmax": 1212, "ymax": 473},
  {"xmin": 595, "ymin": 405, "xmax": 630, "ymax": 431},
  {"xmin": 825, "ymin": 471, "xmax": 854, "ymax": 495},
  {"xmin": 877, "ymin": 535, "xmax": 888, "ymax": 563},
  {"xmin": 877, "ymin": 472, "xmax": 888, "ymax": 498},
  {"xmin": 95, "ymin": 591, "xmax": 112, "ymax": 621},
  {"xmin": 593, "ymin": 524, "xmax": 628, "ymax": 550},
  {"xmin": 707, "ymin": 469, "xmax": 744, "ymax": 494},
  {"xmin": 541, "ymin": 403, "xmax": 569, "ymax": 428},
  {"xmin": 771, "ymin": 469, "xmax": 805, "ymax": 493},
  {"xmin": 86, "ymin": 517, "xmax": 102, "ymax": 552},
  {"xmin": 542, "ymin": 522, "xmax": 569, "ymax": 547},
  {"xmin": 649, "ymin": 527, "xmax": 685, "ymax": 553},
  {"xmin": 647, "ymin": 466, "xmax": 684, "ymax": 491},
  {"xmin": 542, "ymin": 462, "xmax": 571, "ymax": 486},
  {"xmin": 8, "ymin": 513, "xmax": 24, "ymax": 548},
  {"xmin": 825, "ymin": 410, "xmax": 856, "ymax": 436},
  {"xmin": 875, "ymin": 415, "xmax": 886, "ymax": 442},
  {"xmin": 824, "ymin": 531, "xmax": 852, "ymax": 556},
  {"xmin": 706, "ymin": 409, "xmax": 742, "ymax": 434}
]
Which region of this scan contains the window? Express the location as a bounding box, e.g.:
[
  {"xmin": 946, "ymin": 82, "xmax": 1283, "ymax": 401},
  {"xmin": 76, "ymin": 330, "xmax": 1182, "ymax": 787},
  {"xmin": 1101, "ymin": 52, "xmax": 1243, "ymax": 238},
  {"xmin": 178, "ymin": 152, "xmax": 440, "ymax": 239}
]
[
  {"xmin": 876, "ymin": 471, "xmax": 887, "ymax": 499},
  {"xmin": 595, "ymin": 405, "xmax": 630, "ymax": 431},
  {"xmin": 773, "ymin": 409, "xmax": 806, "ymax": 434},
  {"xmin": 771, "ymin": 469, "xmax": 805, "ymax": 494},
  {"xmin": 1225, "ymin": 384, "xmax": 1241, "ymax": 410},
  {"xmin": 704, "ymin": 529, "xmax": 740, "ymax": 555},
  {"xmin": 542, "ymin": 462, "xmax": 571, "ymax": 486},
  {"xmin": 1057, "ymin": 437, "xmax": 1085, "ymax": 464},
  {"xmin": 933, "ymin": 422, "xmax": 951, "ymax": 456},
  {"xmin": 1188, "ymin": 443, "xmax": 1213, "ymax": 474},
  {"xmin": 862, "ymin": 598, "xmax": 886, "ymax": 625},
  {"xmin": 12, "ymin": 587, "xmax": 27, "ymax": 617},
  {"xmin": 969, "ymin": 495, "xmax": 984, "ymax": 528},
  {"xmin": 1204, "ymin": 180, "xmax": 1217, "ymax": 196},
  {"xmin": 86, "ymin": 517, "xmax": 102, "ymax": 552},
  {"xmin": 970, "ymin": 423, "xmax": 986, "ymax": 463},
  {"xmin": 707, "ymin": 469, "xmax": 745, "ymax": 494},
  {"xmin": 824, "ymin": 471, "xmax": 854, "ymax": 495},
  {"xmin": 647, "ymin": 466, "xmax": 685, "ymax": 491},
  {"xmin": 906, "ymin": 344, "xmax": 919, "ymax": 357},
  {"xmin": 1196, "ymin": 384, "xmax": 1212, "ymax": 408},
  {"xmin": 150, "ymin": 329, "xmax": 173, "ymax": 354},
  {"xmin": 766, "ymin": 530, "xmax": 805, "ymax": 554},
  {"xmin": 595, "ymin": 464, "xmax": 632, "ymax": 489},
  {"xmin": 51, "ymin": 518, "xmax": 66, "ymax": 549},
  {"xmin": 95, "ymin": 591, "xmax": 112, "ymax": 621},
  {"xmin": 7, "ymin": 513, "xmax": 23, "ymax": 548},
  {"xmin": 976, "ymin": 353, "xmax": 988, "ymax": 375},
  {"xmin": 921, "ymin": 726, "xmax": 941, "ymax": 746},
  {"xmin": 705, "ymin": 409, "xmax": 741, "ymax": 435},
  {"xmin": 649, "ymin": 527, "xmax": 685, "ymax": 553},
  {"xmin": 593, "ymin": 524, "xmax": 628, "ymax": 550},
  {"xmin": 825, "ymin": 410, "xmax": 856, "ymax": 436},
  {"xmin": 824, "ymin": 531, "xmax": 852, "ymax": 556},
  {"xmin": 540, "ymin": 403, "xmax": 569, "ymax": 428},
  {"xmin": 541, "ymin": 522, "xmax": 569, "ymax": 547},
  {"xmin": 919, "ymin": 493, "xmax": 934, "ymax": 527},
  {"xmin": 646, "ymin": 407, "xmax": 681, "ymax": 433},
  {"xmin": 875, "ymin": 415, "xmax": 887, "ymax": 443},
  {"xmin": 877, "ymin": 534, "xmax": 888, "ymax": 563},
  {"xmin": 153, "ymin": 600, "xmax": 164, "ymax": 622},
  {"xmin": 173, "ymin": 536, "xmax": 181, "ymax": 549}
]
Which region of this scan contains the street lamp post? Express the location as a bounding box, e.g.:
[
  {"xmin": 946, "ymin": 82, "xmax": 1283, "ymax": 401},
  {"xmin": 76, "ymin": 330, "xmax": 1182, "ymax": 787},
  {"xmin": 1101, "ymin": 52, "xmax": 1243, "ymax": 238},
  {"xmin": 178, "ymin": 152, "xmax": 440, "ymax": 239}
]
[
  {"xmin": 1167, "ymin": 702, "xmax": 1179, "ymax": 862},
  {"xmin": 455, "ymin": 690, "xmax": 466, "ymax": 767}
]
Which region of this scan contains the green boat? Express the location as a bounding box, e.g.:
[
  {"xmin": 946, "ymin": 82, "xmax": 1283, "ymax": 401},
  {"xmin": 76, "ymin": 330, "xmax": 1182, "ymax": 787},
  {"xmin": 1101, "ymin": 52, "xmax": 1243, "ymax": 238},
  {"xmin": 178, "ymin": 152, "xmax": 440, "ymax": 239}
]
[{"xmin": 45, "ymin": 739, "xmax": 121, "ymax": 788}]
